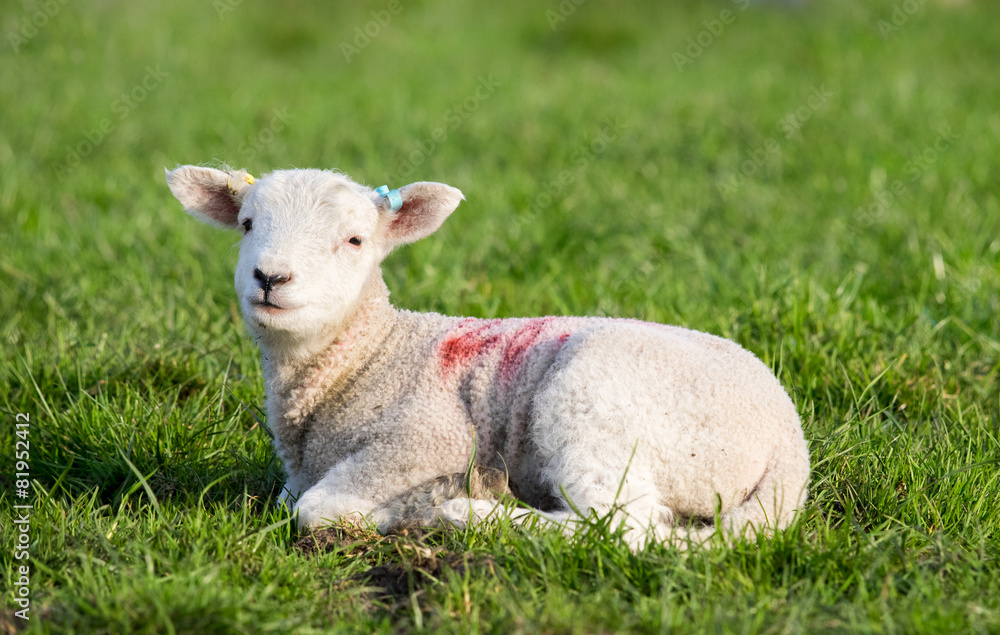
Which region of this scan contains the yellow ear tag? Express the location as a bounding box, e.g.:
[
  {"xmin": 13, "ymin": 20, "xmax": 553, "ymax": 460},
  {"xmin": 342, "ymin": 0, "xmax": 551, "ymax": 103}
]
[{"xmin": 227, "ymin": 173, "xmax": 256, "ymax": 194}]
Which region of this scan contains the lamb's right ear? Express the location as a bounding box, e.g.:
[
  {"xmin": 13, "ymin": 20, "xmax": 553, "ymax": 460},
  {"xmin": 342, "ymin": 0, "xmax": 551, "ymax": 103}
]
[{"xmin": 164, "ymin": 165, "xmax": 254, "ymax": 229}]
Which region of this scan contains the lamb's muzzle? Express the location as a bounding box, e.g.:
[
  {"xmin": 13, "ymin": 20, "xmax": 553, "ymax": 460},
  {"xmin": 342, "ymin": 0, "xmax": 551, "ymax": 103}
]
[{"xmin": 165, "ymin": 164, "xmax": 811, "ymax": 550}]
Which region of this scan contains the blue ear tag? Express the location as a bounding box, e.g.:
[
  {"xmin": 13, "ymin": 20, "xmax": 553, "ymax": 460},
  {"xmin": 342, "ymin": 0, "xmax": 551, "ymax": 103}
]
[{"xmin": 375, "ymin": 185, "xmax": 403, "ymax": 212}]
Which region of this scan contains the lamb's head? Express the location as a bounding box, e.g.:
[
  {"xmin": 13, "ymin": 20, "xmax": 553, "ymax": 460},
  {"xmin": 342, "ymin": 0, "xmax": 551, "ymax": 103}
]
[{"xmin": 165, "ymin": 166, "xmax": 464, "ymax": 357}]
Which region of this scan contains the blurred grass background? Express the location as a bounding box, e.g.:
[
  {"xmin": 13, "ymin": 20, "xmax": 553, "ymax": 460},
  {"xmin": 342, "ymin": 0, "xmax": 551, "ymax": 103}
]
[{"xmin": 1, "ymin": 0, "xmax": 999, "ymax": 632}]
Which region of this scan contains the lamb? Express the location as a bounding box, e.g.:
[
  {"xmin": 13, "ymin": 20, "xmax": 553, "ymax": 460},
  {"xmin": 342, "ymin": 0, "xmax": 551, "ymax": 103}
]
[{"xmin": 165, "ymin": 165, "xmax": 810, "ymax": 549}]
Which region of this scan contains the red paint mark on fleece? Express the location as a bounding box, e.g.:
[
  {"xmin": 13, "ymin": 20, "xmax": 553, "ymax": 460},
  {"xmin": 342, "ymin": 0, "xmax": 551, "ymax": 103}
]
[
  {"xmin": 499, "ymin": 317, "xmax": 562, "ymax": 383},
  {"xmin": 438, "ymin": 318, "xmax": 505, "ymax": 377},
  {"xmin": 438, "ymin": 317, "xmax": 573, "ymax": 382}
]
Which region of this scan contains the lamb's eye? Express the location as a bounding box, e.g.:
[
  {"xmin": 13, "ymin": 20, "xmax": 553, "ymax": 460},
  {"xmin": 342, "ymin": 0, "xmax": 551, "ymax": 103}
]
[
  {"xmin": 242, "ymin": 218, "xmax": 253, "ymax": 233},
  {"xmin": 348, "ymin": 236, "xmax": 362, "ymax": 246}
]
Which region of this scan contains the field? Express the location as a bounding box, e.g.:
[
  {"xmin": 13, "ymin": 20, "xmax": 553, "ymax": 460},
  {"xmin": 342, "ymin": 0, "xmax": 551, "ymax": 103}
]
[{"xmin": 2, "ymin": 0, "xmax": 999, "ymax": 632}]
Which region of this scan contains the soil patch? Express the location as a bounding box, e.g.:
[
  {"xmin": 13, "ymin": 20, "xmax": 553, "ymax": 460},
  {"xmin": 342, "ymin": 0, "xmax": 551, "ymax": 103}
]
[{"xmin": 355, "ymin": 551, "xmax": 496, "ymax": 601}]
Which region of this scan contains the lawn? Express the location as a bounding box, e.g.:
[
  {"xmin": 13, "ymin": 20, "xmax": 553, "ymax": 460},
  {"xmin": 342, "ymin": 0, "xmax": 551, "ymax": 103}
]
[{"xmin": 1, "ymin": 0, "xmax": 999, "ymax": 632}]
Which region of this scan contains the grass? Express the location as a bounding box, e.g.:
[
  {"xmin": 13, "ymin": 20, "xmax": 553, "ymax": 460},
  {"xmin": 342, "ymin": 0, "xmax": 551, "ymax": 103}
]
[{"xmin": 1, "ymin": 0, "xmax": 999, "ymax": 632}]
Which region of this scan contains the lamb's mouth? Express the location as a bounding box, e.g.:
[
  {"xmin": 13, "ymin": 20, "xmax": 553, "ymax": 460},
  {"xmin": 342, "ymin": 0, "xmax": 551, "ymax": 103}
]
[{"xmin": 251, "ymin": 299, "xmax": 293, "ymax": 314}]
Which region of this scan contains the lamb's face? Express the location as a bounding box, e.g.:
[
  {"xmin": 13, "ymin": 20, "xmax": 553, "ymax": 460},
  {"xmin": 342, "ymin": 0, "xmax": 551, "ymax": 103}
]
[
  {"xmin": 233, "ymin": 170, "xmax": 387, "ymax": 347},
  {"xmin": 166, "ymin": 165, "xmax": 464, "ymax": 358}
]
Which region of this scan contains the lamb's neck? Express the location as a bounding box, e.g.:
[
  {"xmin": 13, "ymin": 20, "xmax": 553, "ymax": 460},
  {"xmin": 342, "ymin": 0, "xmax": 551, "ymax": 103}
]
[{"xmin": 262, "ymin": 277, "xmax": 399, "ymax": 426}]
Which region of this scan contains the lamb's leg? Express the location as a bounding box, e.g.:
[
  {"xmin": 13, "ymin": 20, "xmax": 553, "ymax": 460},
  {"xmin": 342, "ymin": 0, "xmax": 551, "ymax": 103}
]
[
  {"xmin": 369, "ymin": 464, "xmax": 768, "ymax": 551},
  {"xmin": 391, "ymin": 463, "xmax": 682, "ymax": 550},
  {"xmin": 507, "ymin": 448, "xmax": 809, "ymax": 551},
  {"xmin": 292, "ymin": 459, "xmax": 381, "ymax": 529},
  {"xmin": 515, "ymin": 471, "xmax": 681, "ymax": 551},
  {"xmin": 504, "ymin": 444, "xmax": 810, "ymax": 551},
  {"xmin": 374, "ymin": 465, "xmax": 514, "ymax": 533},
  {"xmin": 516, "ymin": 442, "xmax": 802, "ymax": 551}
]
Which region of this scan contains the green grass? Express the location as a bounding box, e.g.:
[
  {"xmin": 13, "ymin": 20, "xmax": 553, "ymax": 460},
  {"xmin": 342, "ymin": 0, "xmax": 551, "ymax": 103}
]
[{"xmin": 2, "ymin": 0, "xmax": 999, "ymax": 632}]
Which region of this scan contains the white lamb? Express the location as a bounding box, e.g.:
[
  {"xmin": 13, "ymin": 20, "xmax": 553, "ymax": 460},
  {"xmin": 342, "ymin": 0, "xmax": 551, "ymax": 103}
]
[{"xmin": 165, "ymin": 165, "xmax": 810, "ymax": 549}]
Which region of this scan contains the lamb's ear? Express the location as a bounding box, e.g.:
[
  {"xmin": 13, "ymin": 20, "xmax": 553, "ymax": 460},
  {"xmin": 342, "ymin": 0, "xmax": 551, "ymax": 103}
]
[
  {"xmin": 379, "ymin": 181, "xmax": 464, "ymax": 246},
  {"xmin": 165, "ymin": 165, "xmax": 255, "ymax": 229}
]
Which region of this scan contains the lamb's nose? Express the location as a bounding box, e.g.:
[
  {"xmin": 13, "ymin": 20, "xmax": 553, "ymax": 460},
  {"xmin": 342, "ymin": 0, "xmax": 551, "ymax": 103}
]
[{"xmin": 253, "ymin": 268, "xmax": 291, "ymax": 292}]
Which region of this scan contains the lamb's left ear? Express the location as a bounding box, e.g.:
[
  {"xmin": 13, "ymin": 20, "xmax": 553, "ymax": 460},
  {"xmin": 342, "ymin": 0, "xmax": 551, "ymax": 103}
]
[
  {"xmin": 165, "ymin": 165, "xmax": 255, "ymax": 229},
  {"xmin": 378, "ymin": 181, "xmax": 465, "ymax": 246}
]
